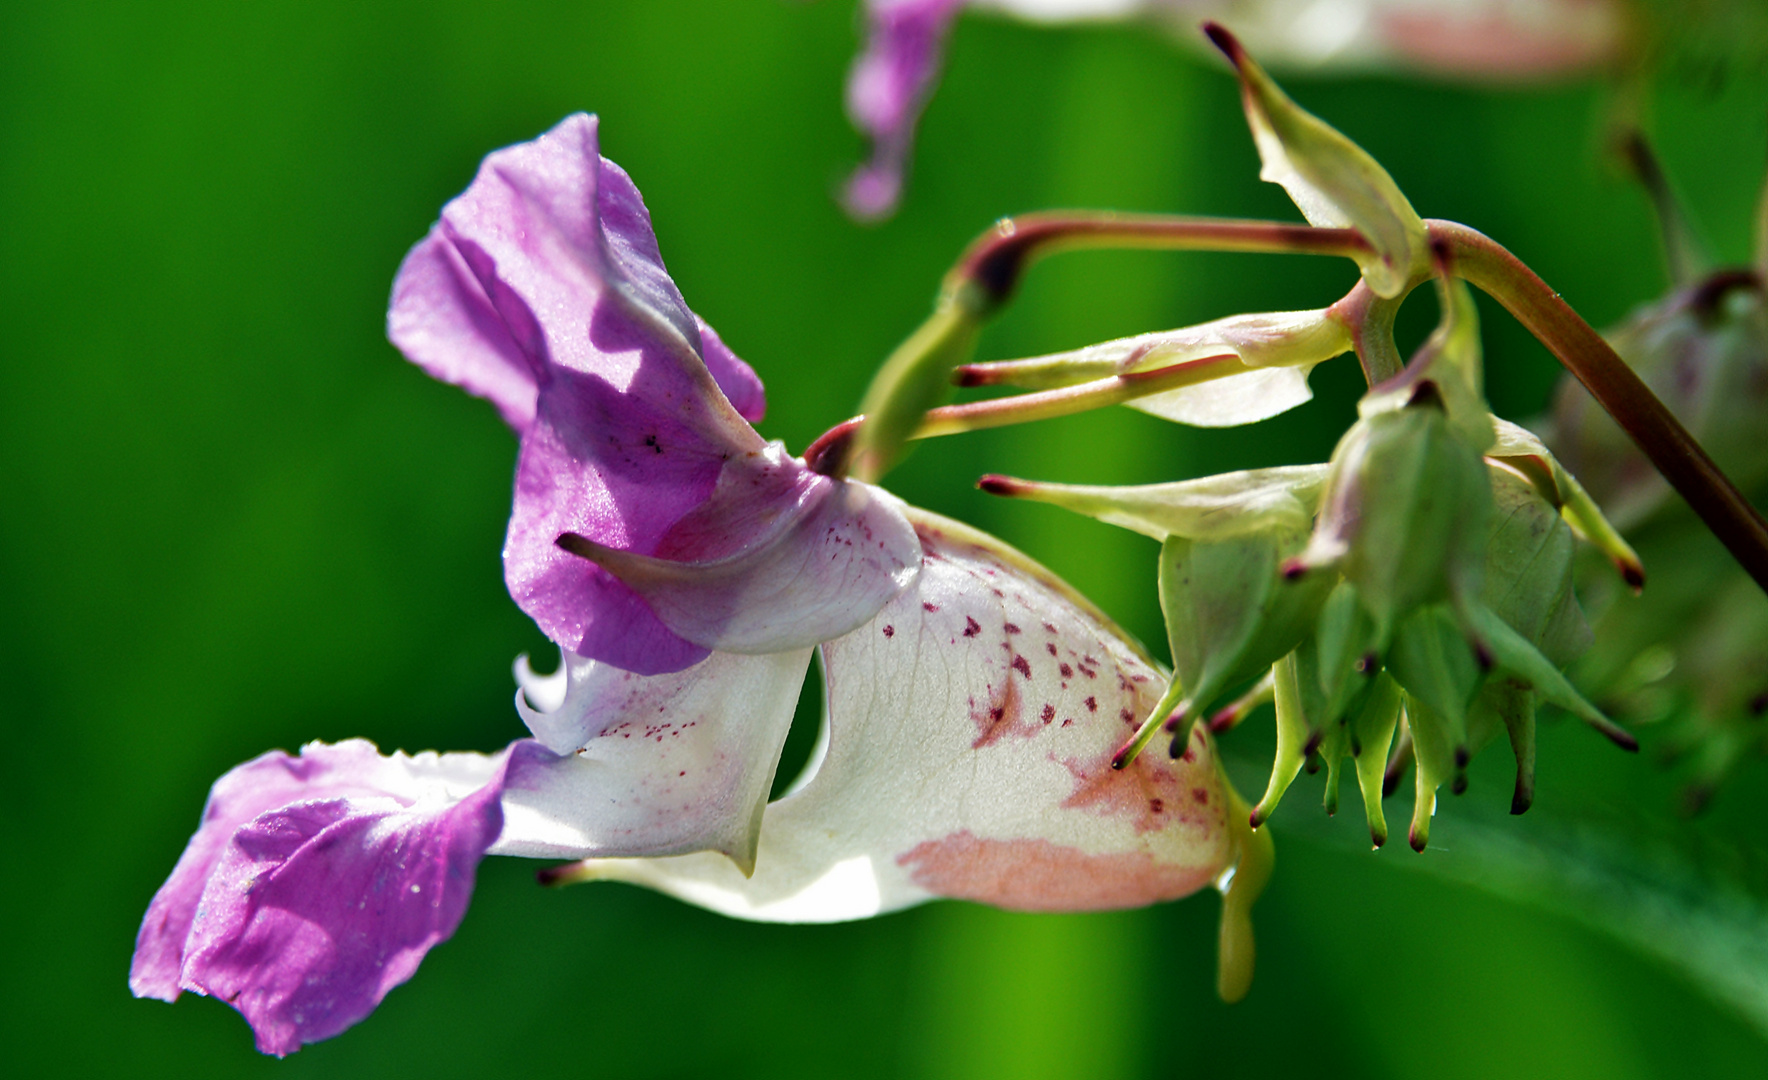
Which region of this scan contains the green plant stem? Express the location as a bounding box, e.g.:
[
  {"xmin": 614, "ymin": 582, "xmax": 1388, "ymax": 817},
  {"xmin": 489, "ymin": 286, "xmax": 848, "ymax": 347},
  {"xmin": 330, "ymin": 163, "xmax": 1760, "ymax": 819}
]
[
  {"xmin": 1432, "ymin": 219, "xmax": 1768, "ymax": 593},
  {"xmin": 948, "ymin": 212, "xmax": 1371, "ymax": 315}
]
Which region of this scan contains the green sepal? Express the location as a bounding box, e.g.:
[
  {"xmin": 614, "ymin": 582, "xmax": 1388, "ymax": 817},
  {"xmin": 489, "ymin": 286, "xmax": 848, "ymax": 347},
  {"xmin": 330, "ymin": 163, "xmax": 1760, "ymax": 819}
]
[
  {"xmin": 1386, "ymin": 605, "xmax": 1481, "ymax": 734},
  {"xmin": 1350, "ymin": 674, "xmax": 1402, "ymax": 847},
  {"xmin": 1251, "ymin": 652, "xmax": 1312, "ymax": 828},
  {"xmin": 1159, "ymin": 532, "xmax": 1331, "ymax": 731},
  {"xmin": 984, "ymin": 466, "xmax": 1327, "ymax": 543},
  {"xmin": 1403, "ymin": 695, "xmax": 1458, "ymax": 851},
  {"xmin": 1464, "ymin": 603, "xmax": 1638, "ymax": 752},
  {"xmin": 1209, "ymin": 24, "xmax": 1427, "ymax": 298}
]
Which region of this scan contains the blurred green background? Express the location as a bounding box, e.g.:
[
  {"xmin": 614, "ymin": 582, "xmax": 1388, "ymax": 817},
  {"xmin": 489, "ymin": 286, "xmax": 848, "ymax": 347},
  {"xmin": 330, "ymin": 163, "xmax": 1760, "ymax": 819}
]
[{"xmin": 6, "ymin": 1, "xmax": 1768, "ymax": 1076}]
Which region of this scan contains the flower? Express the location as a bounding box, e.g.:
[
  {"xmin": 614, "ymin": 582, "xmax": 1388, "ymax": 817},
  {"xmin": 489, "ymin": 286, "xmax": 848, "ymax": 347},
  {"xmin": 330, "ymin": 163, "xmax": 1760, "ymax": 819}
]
[
  {"xmin": 841, "ymin": 0, "xmax": 1624, "ymax": 219},
  {"xmin": 133, "ymin": 116, "xmax": 1257, "ymax": 1054}
]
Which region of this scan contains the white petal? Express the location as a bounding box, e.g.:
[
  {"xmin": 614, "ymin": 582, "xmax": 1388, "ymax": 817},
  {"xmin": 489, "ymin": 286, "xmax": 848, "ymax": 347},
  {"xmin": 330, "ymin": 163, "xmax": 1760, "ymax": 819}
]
[
  {"xmin": 564, "ymin": 508, "xmax": 1234, "ymax": 921},
  {"xmin": 492, "ymin": 647, "xmax": 813, "ymax": 873}
]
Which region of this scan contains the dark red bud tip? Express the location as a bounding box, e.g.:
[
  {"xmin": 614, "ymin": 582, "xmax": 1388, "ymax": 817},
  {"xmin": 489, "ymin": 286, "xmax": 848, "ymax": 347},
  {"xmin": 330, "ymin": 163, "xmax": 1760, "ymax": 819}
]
[
  {"xmin": 1201, "ymin": 21, "xmax": 1242, "ymax": 62},
  {"xmin": 1381, "ymin": 766, "xmax": 1405, "ymax": 799},
  {"xmin": 1606, "ymin": 727, "xmax": 1641, "ymax": 753},
  {"xmin": 1409, "ymin": 827, "xmax": 1428, "ymax": 853},
  {"xmin": 1109, "ymin": 745, "xmax": 1133, "ymax": 771},
  {"xmin": 1428, "ymin": 236, "xmax": 1456, "ymax": 276},
  {"xmin": 803, "ymin": 416, "xmax": 863, "ymax": 478},
  {"xmin": 1510, "ymin": 789, "xmax": 1533, "ymax": 816},
  {"xmin": 1207, "ymin": 705, "xmax": 1239, "ymax": 734},
  {"xmin": 1454, "ymin": 746, "xmax": 1470, "ymax": 769},
  {"xmin": 1281, "ymin": 557, "xmax": 1310, "ymax": 581},
  {"xmin": 952, "ymin": 364, "xmax": 995, "ymax": 387},
  {"xmin": 1302, "ymin": 730, "xmax": 1324, "ymax": 758},
  {"xmin": 1371, "ymin": 831, "xmax": 1387, "ymax": 850},
  {"xmin": 1619, "ymin": 559, "xmax": 1646, "ymax": 592},
  {"xmin": 1248, "ymin": 807, "xmax": 1266, "ymax": 830},
  {"xmin": 1450, "ymin": 774, "xmax": 1468, "ymax": 796},
  {"xmin": 976, "ymin": 474, "xmax": 1024, "ymax": 497},
  {"xmin": 536, "ymin": 864, "xmax": 572, "ymax": 887},
  {"xmin": 1473, "ymin": 641, "xmax": 1495, "ymax": 672},
  {"xmin": 1405, "ymin": 378, "xmax": 1445, "ymax": 410}
]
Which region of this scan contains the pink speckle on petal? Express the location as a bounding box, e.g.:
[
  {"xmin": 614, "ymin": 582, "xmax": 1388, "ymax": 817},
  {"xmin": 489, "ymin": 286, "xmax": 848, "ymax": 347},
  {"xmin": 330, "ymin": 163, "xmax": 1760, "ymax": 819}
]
[{"xmin": 897, "ymin": 831, "xmax": 1216, "ymax": 911}]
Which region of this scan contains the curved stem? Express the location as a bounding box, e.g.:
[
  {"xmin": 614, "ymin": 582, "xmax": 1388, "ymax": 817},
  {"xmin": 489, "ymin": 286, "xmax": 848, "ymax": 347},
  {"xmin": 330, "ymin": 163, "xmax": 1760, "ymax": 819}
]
[
  {"xmin": 1431, "ymin": 219, "xmax": 1768, "ymax": 593},
  {"xmin": 1327, "ymin": 279, "xmax": 1415, "ymax": 385},
  {"xmin": 946, "ymin": 212, "xmax": 1371, "ymax": 315}
]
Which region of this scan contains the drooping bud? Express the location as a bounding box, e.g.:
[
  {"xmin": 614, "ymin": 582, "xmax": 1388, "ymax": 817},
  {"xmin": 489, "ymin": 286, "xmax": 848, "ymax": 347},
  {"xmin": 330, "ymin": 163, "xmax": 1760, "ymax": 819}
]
[
  {"xmin": 955, "ymin": 308, "xmax": 1352, "ymax": 427},
  {"xmin": 1291, "ymin": 392, "xmax": 1492, "ymax": 646},
  {"xmin": 1206, "ymin": 22, "xmax": 1428, "ymax": 298}
]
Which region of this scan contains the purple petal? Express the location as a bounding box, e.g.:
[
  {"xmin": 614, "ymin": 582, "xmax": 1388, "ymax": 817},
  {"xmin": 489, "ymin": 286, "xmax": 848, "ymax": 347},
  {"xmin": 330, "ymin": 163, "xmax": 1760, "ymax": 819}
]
[
  {"xmin": 391, "ymin": 114, "xmax": 918, "ymax": 673},
  {"xmin": 842, "ymin": 0, "xmax": 967, "ymax": 221},
  {"xmin": 131, "ymin": 741, "xmax": 509, "ymax": 1056},
  {"xmin": 388, "ymin": 230, "xmax": 541, "ymax": 431}
]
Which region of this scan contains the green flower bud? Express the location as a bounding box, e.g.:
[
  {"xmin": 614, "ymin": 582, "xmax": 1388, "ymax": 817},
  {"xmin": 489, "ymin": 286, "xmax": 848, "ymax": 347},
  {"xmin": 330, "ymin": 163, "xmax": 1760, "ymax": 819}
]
[
  {"xmin": 956, "ymin": 308, "xmax": 1353, "ymax": 428},
  {"xmin": 1292, "ymin": 388, "xmax": 1493, "ymax": 645}
]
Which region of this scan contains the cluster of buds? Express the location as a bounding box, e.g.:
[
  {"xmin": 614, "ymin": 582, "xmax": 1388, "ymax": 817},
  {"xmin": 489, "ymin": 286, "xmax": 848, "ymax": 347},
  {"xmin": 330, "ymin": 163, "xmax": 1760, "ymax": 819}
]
[{"xmin": 863, "ymin": 24, "xmax": 1725, "ymax": 854}]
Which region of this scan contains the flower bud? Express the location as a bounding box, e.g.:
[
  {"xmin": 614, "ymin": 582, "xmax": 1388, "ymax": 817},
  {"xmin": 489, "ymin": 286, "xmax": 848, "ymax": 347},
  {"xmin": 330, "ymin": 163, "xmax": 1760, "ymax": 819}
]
[{"xmin": 956, "ymin": 308, "xmax": 1353, "ymax": 427}]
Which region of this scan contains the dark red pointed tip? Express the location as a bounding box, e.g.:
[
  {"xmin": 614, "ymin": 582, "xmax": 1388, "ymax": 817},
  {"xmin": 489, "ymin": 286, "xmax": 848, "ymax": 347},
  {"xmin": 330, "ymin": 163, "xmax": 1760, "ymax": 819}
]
[
  {"xmin": 1510, "ymin": 790, "xmax": 1533, "ymax": 816},
  {"xmin": 1607, "ymin": 727, "xmax": 1641, "ymax": 753},
  {"xmin": 952, "ymin": 365, "xmax": 991, "ymax": 387},
  {"xmin": 1163, "ymin": 706, "xmax": 1189, "ymax": 733},
  {"xmin": 1473, "ymin": 642, "xmax": 1495, "ymax": 673},
  {"xmin": 1408, "ymin": 827, "xmax": 1428, "ymax": 853},
  {"xmin": 536, "ymin": 864, "xmax": 571, "ymax": 887},
  {"xmin": 1248, "ymin": 808, "xmax": 1265, "ymax": 830},
  {"xmin": 1619, "ymin": 559, "xmax": 1646, "ymax": 592},
  {"xmin": 1281, "ymin": 557, "xmax": 1309, "ymax": 581},
  {"xmin": 1371, "ymin": 830, "xmax": 1387, "ymax": 849},
  {"xmin": 555, "ymin": 532, "xmax": 595, "ymax": 558},
  {"xmin": 976, "ymin": 474, "xmax": 1021, "ymax": 496},
  {"xmin": 1110, "ymin": 741, "xmax": 1135, "ymax": 770},
  {"xmin": 1207, "ymin": 705, "xmax": 1238, "ymax": 733},
  {"xmin": 1381, "ymin": 768, "xmax": 1404, "ymax": 799},
  {"xmin": 1202, "ymin": 21, "xmax": 1242, "ymax": 62},
  {"xmin": 803, "ymin": 415, "xmax": 863, "ymax": 478}
]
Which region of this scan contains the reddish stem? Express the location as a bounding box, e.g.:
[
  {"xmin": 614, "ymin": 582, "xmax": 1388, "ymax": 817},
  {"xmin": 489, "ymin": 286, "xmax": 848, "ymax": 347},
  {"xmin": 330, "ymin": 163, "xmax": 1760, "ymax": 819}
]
[{"xmin": 1433, "ymin": 219, "xmax": 1768, "ymax": 592}]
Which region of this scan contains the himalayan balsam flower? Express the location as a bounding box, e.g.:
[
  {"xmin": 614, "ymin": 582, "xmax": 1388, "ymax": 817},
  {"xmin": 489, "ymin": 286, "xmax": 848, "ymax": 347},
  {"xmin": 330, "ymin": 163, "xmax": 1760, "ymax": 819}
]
[
  {"xmin": 843, "ymin": 0, "xmax": 1624, "ymax": 218},
  {"xmin": 132, "ymin": 114, "xmax": 1250, "ymax": 1055}
]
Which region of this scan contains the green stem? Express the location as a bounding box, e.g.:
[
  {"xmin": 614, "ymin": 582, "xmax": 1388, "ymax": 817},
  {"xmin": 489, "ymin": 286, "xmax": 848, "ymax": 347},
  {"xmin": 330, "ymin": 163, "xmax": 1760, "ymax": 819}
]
[
  {"xmin": 949, "ymin": 212, "xmax": 1372, "ymax": 315},
  {"xmin": 1432, "ymin": 219, "xmax": 1768, "ymax": 594}
]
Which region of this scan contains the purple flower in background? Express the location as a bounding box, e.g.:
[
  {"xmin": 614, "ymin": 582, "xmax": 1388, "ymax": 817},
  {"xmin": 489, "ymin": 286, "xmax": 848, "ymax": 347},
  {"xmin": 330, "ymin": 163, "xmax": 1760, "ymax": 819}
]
[
  {"xmin": 390, "ymin": 113, "xmax": 921, "ymax": 673},
  {"xmin": 841, "ymin": 0, "xmax": 1622, "ymax": 219}
]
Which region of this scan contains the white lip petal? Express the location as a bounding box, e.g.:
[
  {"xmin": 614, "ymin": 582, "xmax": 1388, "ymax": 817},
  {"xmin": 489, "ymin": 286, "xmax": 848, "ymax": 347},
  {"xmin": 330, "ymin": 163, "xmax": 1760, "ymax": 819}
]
[{"xmin": 558, "ymin": 508, "xmax": 1234, "ymax": 921}]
